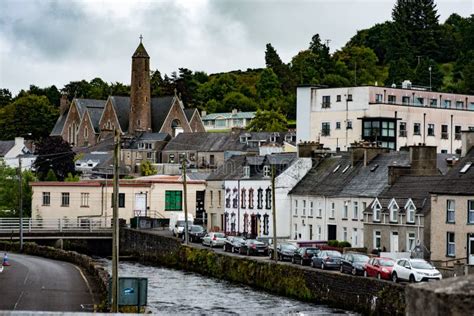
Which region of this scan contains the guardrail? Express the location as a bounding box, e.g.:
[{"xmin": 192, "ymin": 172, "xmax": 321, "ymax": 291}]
[{"xmin": 0, "ymin": 217, "xmax": 112, "ymax": 233}]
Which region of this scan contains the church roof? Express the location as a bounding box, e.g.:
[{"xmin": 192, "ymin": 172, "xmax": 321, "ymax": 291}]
[
  {"xmin": 184, "ymin": 108, "xmax": 197, "ymax": 122},
  {"xmin": 151, "ymin": 96, "xmax": 175, "ymax": 131},
  {"xmin": 87, "ymin": 107, "xmax": 104, "ymax": 133},
  {"xmin": 51, "ymin": 111, "xmax": 68, "ymax": 135},
  {"xmin": 132, "ymin": 43, "xmax": 149, "ymax": 58},
  {"xmin": 0, "ymin": 140, "xmax": 15, "ymax": 156},
  {"xmin": 109, "ymin": 96, "xmax": 130, "ymax": 132}
]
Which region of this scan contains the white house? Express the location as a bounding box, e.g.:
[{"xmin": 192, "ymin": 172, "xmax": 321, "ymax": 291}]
[
  {"xmin": 201, "ymin": 109, "xmax": 256, "ymax": 131},
  {"xmin": 0, "ymin": 137, "xmax": 36, "ymax": 171}
]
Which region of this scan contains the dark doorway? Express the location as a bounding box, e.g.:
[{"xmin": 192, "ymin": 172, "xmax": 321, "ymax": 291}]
[{"xmin": 327, "ymin": 224, "xmax": 337, "ymax": 241}]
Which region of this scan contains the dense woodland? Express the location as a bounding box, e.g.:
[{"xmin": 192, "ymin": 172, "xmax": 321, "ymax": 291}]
[{"xmin": 1, "ymin": 0, "xmax": 474, "ymax": 139}]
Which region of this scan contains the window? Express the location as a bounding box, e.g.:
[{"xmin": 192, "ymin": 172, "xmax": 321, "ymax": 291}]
[
  {"xmin": 263, "ymin": 165, "xmax": 271, "ymax": 177},
  {"xmin": 257, "ymin": 188, "xmax": 263, "ymax": 209},
  {"xmin": 265, "ymin": 188, "xmax": 271, "ymax": 209},
  {"xmin": 443, "ymin": 100, "xmax": 451, "ymax": 108},
  {"xmin": 407, "ymin": 232, "xmax": 416, "ymax": 251},
  {"xmin": 42, "ymin": 192, "xmax": 50, "ymax": 206},
  {"xmin": 210, "ymin": 191, "xmax": 214, "ymax": 207},
  {"xmin": 294, "ymin": 224, "xmax": 298, "ymax": 239},
  {"xmin": 363, "ymin": 121, "xmax": 380, "ymax": 137},
  {"xmin": 168, "ymin": 154, "xmax": 175, "ymax": 163},
  {"xmin": 415, "ymin": 97, "xmax": 424, "ymax": 106},
  {"xmin": 402, "ymin": 96, "xmax": 410, "ymax": 105},
  {"xmin": 414, "ymin": 123, "xmax": 421, "ymax": 135},
  {"xmin": 309, "ymin": 201, "xmax": 314, "ymax": 217},
  {"xmin": 209, "ymin": 155, "xmax": 215, "ymax": 166},
  {"xmin": 347, "ymin": 94, "xmax": 353, "ymax": 101},
  {"xmin": 406, "ymin": 204, "xmax": 415, "ymax": 223},
  {"xmin": 61, "ymin": 192, "xmax": 70, "ymax": 207},
  {"xmin": 441, "ymin": 125, "xmax": 448, "ymax": 139},
  {"xmin": 317, "ymin": 225, "xmax": 322, "ymax": 240},
  {"xmin": 343, "ymin": 227, "xmax": 347, "ymax": 241},
  {"xmin": 468, "ymin": 200, "xmax": 474, "ymax": 224},
  {"xmin": 243, "ymin": 166, "xmax": 250, "ymax": 178},
  {"xmin": 399, "ymin": 122, "xmax": 407, "ymax": 137},
  {"xmin": 336, "ymin": 95, "xmax": 341, "ymax": 102},
  {"xmin": 263, "ymin": 214, "xmax": 269, "ymax": 235},
  {"xmin": 456, "ymin": 101, "xmax": 464, "ymax": 109},
  {"xmin": 430, "ymin": 99, "xmax": 437, "ymax": 107},
  {"xmin": 294, "ymin": 200, "xmax": 298, "ymax": 216},
  {"xmin": 330, "ymin": 202, "xmax": 335, "ymax": 218},
  {"xmin": 321, "ymin": 122, "xmax": 330, "ymax": 136},
  {"xmin": 447, "ymin": 232, "xmax": 455, "ymax": 257},
  {"xmin": 388, "ymin": 95, "xmax": 396, "ymax": 104},
  {"xmin": 373, "ymin": 231, "xmax": 381, "ymax": 249},
  {"xmin": 81, "ymin": 193, "xmax": 89, "ymax": 207},
  {"xmin": 455, "ymin": 126, "xmax": 462, "ymax": 140},
  {"xmin": 346, "ymin": 120, "xmax": 352, "ymax": 129},
  {"xmin": 232, "ymin": 188, "xmax": 238, "ymax": 208},
  {"xmin": 146, "ymin": 152, "xmax": 153, "ymax": 160},
  {"xmin": 428, "ymin": 124, "xmax": 435, "ymax": 136},
  {"xmin": 375, "ymin": 94, "xmax": 383, "ymax": 102},
  {"xmin": 225, "ymin": 189, "xmax": 231, "ymax": 208},
  {"xmin": 84, "ymin": 126, "xmax": 89, "ymax": 138},
  {"xmin": 353, "ymin": 201, "xmax": 359, "ymax": 220},
  {"xmin": 390, "ymin": 204, "xmax": 398, "ymax": 222},
  {"xmin": 241, "ymin": 189, "xmax": 246, "ymax": 209},
  {"xmin": 322, "ymin": 95, "xmax": 331, "ymax": 108},
  {"xmin": 218, "ymin": 190, "xmax": 222, "ymax": 207},
  {"xmin": 353, "ymin": 228, "xmax": 358, "ymax": 245},
  {"xmin": 381, "ymin": 121, "xmax": 395, "ymax": 137},
  {"xmin": 317, "ymin": 206, "xmax": 322, "ymax": 218},
  {"xmin": 112, "ymin": 193, "xmax": 125, "ymax": 208},
  {"xmin": 165, "ymin": 191, "xmax": 182, "ymax": 211},
  {"xmin": 446, "ymin": 200, "xmax": 455, "ymax": 223},
  {"xmin": 373, "ymin": 203, "xmax": 381, "ymax": 222},
  {"xmin": 362, "ymin": 202, "xmax": 367, "ymax": 212},
  {"xmin": 248, "ymin": 189, "xmax": 254, "ymax": 209},
  {"xmin": 343, "ymin": 201, "xmax": 349, "ymax": 219}
]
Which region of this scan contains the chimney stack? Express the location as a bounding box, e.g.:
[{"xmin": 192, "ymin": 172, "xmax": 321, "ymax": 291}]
[
  {"xmin": 59, "ymin": 94, "xmax": 70, "ymax": 115},
  {"xmin": 409, "ymin": 145, "xmax": 437, "ymax": 175}
]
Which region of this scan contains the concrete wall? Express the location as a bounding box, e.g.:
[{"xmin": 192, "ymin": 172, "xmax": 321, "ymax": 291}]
[{"xmin": 120, "ymin": 228, "xmax": 406, "ymax": 315}]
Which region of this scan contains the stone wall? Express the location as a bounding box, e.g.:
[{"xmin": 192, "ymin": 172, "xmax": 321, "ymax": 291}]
[
  {"xmin": 0, "ymin": 241, "xmax": 109, "ymax": 311},
  {"xmin": 120, "ymin": 229, "xmax": 405, "ymax": 315}
]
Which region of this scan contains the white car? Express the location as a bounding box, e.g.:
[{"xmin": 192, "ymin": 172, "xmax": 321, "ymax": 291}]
[
  {"xmin": 202, "ymin": 232, "xmax": 226, "ymax": 248},
  {"xmin": 391, "ymin": 258, "xmax": 442, "ymax": 283}
]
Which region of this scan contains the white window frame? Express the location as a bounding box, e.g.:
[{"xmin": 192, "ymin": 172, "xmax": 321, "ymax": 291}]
[
  {"xmin": 263, "ymin": 165, "xmax": 271, "ymax": 177},
  {"xmin": 353, "ymin": 201, "xmax": 359, "ymax": 220},
  {"xmin": 373, "ymin": 230, "xmax": 381, "ymax": 249},
  {"xmin": 80, "ymin": 192, "xmax": 89, "ymax": 207},
  {"xmin": 372, "ymin": 199, "xmax": 382, "ymax": 222},
  {"xmin": 309, "ymin": 201, "xmax": 314, "ymax": 217},
  {"xmin": 407, "ymin": 232, "xmax": 416, "ymax": 251},
  {"xmin": 342, "ymin": 227, "xmax": 347, "ymax": 241},
  {"xmin": 330, "ymin": 202, "xmax": 335, "ymax": 219},
  {"xmin": 42, "ymin": 192, "xmax": 50, "ymax": 206},
  {"xmin": 389, "ymin": 199, "xmax": 399, "ymax": 222},
  {"xmin": 446, "ymin": 199, "xmax": 455, "ymax": 223},
  {"xmin": 294, "ymin": 200, "xmax": 298, "ymax": 216},
  {"xmin": 468, "ymin": 200, "xmax": 474, "ymax": 224},
  {"xmin": 447, "ymin": 232, "xmax": 455, "ymax": 257},
  {"xmin": 405, "ymin": 199, "xmax": 416, "ymax": 224},
  {"xmin": 343, "ymin": 201, "xmax": 349, "ymax": 219}
]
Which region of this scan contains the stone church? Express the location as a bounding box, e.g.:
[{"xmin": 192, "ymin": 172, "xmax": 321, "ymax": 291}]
[{"xmin": 51, "ymin": 40, "xmax": 205, "ymax": 148}]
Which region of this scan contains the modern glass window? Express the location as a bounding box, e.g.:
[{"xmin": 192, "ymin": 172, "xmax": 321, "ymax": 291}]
[
  {"xmin": 165, "ymin": 191, "xmax": 182, "ymax": 211},
  {"xmin": 455, "ymin": 126, "xmax": 462, "ymax": 140},
  {"xmin": 381, "ymin": 121, "xmax": 395, "ymax": 137},
  {"xmin": 446, "ymin": 200, "xmax": 455, "ymax": 223},
  {"xmin": 81, "ymin": 193, "xmax": 89, "ymax": 207},
  {"xmin": 447, "ymin": 232, "xmax": 455, "ymax": 257},
  {"xmin": 468, "ymin": 200, "xmax": 474, "ymax": 224},
  {"xmin": 414, "ymin": 123, "xmax": 421, "ymax": 135},
  {"xmin": 388, "ymin": 95, "xmax": 396, "ymax": 104},
  {"xmin": 375, "ymin": 94, "xmax": 383, "ymax": 102},
  {"xmin": 441, "ymin": 125, "xmax": 448, "ymax": 139},
  {"xmin": 42, "ymin": 192, "xmax": 50, "ymax": 206},
  {"xmin": 443, "ymin": 100, "xmax": 451, "ymax": 108},
  {"xmin": 427, "ymin": 124, "xmax": 435, "ymax": 136},
  {"xmin": 336, "ymin": 122, "xmax": 341, "ymax": 129},
  {"xmin": 353, "ymin": 201, "xmax": 359, "ymax": 220},
  {"xmin": 61, "ymin": 192, "xmax": 70, "ymax": 207},
  {"xmin": 402, "ymin": 96, "xmax": 410, "ymax": 105},
  {"xmin": 399, "ymin": 122, "xmax": 407, "ymax": 137},
  {"xmin": 374, "ymin": 231, "xmax": 381, "ymax": 249},
  {"xmin": 321, "ymin": 122, "xmax": 331, "ymax": 136},
  {"xmin": 407, "ymin": 232, "xmax": 416, "ymax": 251},
  {"xmin": 456, "ymin": 101, "xmax": 464, "ymax": 109},
  {"xmin": 322, "ymin": 95, "xmax": 331, "ymax": 108}
]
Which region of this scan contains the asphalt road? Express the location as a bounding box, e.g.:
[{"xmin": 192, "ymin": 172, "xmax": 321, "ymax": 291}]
[{"xmin": 0, "ymin": 253, "xmax": 94, "ymax": 312}]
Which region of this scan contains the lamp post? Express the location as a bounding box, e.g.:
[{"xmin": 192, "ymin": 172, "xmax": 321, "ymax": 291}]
[
  {"xmin": 18, "ymin": 155, "xmax": 23, "ymax": 251},
  {"xmin": 429, "ymin": 66, "xmax": 432, "ymax": 91}
]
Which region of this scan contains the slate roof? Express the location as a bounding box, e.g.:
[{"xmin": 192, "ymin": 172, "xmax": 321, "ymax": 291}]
[
  {"xmin": 124, "ymin": 133, "xmax": 170, "ymax": 150},
  {"xmin": 202, "ymin": 111, "xmax": 256, "ymax": 120},
  {"xmin": 184, "ymin": 109, "xmax": 196, "ymax": 122},
  {"xmin": 431, "ymin": 148, "xmax": 474, "ymax": 195},
  {"xmin": 87, "ymin": 107, "xmax": 105, "ymax": 133},
  {"xmin": 163, "ymin": 132, "xmax": 246, "ymax": 152},
  {"xmin": 110, "ymin": 96, "xmax": 130, "ymax": 132},
  {"xmin": 151, "ymin": 96, "xmax": 175, "ymax": 131},
  {"xmin": 75, "ymin": 99, "xmax": 106, "ymax": 117},
  {"xmin": 51, "ymin": 112, "xmax": 68, "ymax": 135},
  {"xmin": 0, "ymin": 140, "xmax": 15, "ymax": 156}
]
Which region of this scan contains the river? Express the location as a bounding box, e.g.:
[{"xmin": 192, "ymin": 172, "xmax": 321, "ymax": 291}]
[{"xmin": 101, "ymin": 260, "xmax": 357, "ymax": 315}]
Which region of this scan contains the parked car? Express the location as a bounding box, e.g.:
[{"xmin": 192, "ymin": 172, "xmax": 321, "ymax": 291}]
[
  {"xmin": 340, "ymin": 253, "xmax": 370, "ymax": 276},
  {"xmin": 184, "ymin": 225, "xmax": 207, "ymax": 243},
  {"xmin": 311, "ymin": 250, "xmax": 342, "ymax": 270},
  {"xmin": 391, "ymin": 259, "xmax": 442, "ymax": 283},
  {"xmin": 202, "ymin": 232, "xmax": 226, "ymax": 248},
  {"xmin": 224, "ymin": 236, "xmax": 246, "ymax": 253},
  {"xmin": 364, "ymin": 257, "xmax": 395, "ymax": 280},
  {"xmin": 269, "ymin": 243, "xmax": 298, "ymax": 261},
  {"xmin": 292, "ymin": 247, "xmax": 320, "ymax": 266},
  {"xmin": 239, "ymin": 239, "xmax": 269, "ymax": 256}
]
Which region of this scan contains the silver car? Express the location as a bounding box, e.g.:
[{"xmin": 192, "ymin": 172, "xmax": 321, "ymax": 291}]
[{"xmin": 202, "ymin": 232, "xmax": 226, "ymax": 248}]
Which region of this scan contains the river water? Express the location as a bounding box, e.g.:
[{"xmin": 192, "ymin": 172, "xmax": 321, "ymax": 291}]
[{"xmin": 101, "ymin": 260, "xmax": 356, "ymax": 315}]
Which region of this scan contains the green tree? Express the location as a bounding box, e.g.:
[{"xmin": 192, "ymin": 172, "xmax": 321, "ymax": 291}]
[
  {"xmin": 0, "ymin": 95, "xmax": 58, "ymax": 140},
  {"xmin": 256, "ymin": 68, "xmax": 282, "ymax": 100},
  {"xmin": 347, "ymin": 22, "xmax": 392, "ymax": 65},
  {"xmin": 222, "ymin": 92, "xmax": 258, "ymax": 112},
  {"xmin": 265, "ymin": 43, "xmax": 293, "ymax": 93},
  {"xmin": 34, "ymin": 136, "xmax": 75, "ymax": 181},
  {"xmin": 0, "ymin": 164, "xmax": 35, "ymax": 217},
  {"xmin": 247, "ymin": 109, "xmax": 287, "ymax": 132},
  {"xmin": 461, "ymin": 59, "xmax": 474, "ymax": 94},
  {"xmin": 0, "ymin": 88, "xmax": 12, "ymax": 108},
  {"xmin": 334, "ymin": 45, "xmax": 381, "ymax": 85},
  {"xmin": 413, "ymin": 59, "xmax": 443, "ymax": 90},
  {"xmin": 44, "ymin": 169, "xmax": 58, "ymax": 181},
  {"xmin": 64, "ymin": 172, "xmax": 80, "ymax": 182},
  {"xmin": 387, "ymin": 59, "xmax": 415, "ymax": 86},
  {"xmin": 110, "ymin": 82, "xmax": 130, "ymax": 96},
  {"xmin": 140, "ymin": 160, "xmax": 157, "ymax": 176}
]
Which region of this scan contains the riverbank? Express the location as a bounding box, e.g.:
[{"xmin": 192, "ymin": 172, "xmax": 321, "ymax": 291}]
[
  {"xmin": 120, "ymin": 228, "xmax": 405, "ymax": 315},
  {"xmin": 0, "ymin": 241, "xmax": 109, "ymax": 312}
]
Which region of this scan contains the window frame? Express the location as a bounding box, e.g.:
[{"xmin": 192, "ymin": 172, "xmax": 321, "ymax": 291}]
[
  {"xmin": 165, "ymin": 190, "xmax": 182, "ymax": 211},
  {"xmin": 446, "ymin": 199, "xmax": 455, "ymax": 223},
  {"xmin": 42, "ymin": 192, "xmax": 51, "ymax": 206},
  {"xmin": 446, "ymin": 232, "xmax": 455, "ymax": 257},
  {"xmin": 61, "ymin": 192, "xmax": 70, "ymax": 207},
  {"xmin": 80, "ymin": 192, "xmax": 89, "ymax": 207}
]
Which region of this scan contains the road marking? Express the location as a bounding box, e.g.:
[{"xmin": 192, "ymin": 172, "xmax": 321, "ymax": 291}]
[
  {"xmin": 23, "ymin": 269, "xmax": 30, "ymax": 285},
  {"xmin": 73, "ymin": 265, "xmax": 96, "ymax": 310},
  {"xmin": 13, "ymin": 291, "xmax": 24, "ymax": 310}
]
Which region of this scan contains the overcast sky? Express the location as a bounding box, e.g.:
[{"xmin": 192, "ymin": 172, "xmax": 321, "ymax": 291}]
[{"xmin": 0, "ymin": 0, "xmax": 472, "ymax": 94}]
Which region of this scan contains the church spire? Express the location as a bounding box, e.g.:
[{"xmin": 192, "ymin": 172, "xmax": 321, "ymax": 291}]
[{"xmin": 132, "ymin": 36, "xmax": 149, "ymax": 58}]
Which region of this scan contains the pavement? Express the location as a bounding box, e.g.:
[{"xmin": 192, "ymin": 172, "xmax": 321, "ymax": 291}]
[{"xmin": 0, "ymin": 253, "xmax": 95, "ymax": 313}]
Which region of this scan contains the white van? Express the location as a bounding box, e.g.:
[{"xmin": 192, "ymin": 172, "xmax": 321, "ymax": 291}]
[{"xmin": 169, "ymin": 213, "xmax": 194, "ymax": 237}]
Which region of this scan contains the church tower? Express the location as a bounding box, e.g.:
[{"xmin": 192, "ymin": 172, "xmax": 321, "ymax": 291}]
[{"xmin": 129, "ymin": 36, "xmax": 151, "ymax": 134}]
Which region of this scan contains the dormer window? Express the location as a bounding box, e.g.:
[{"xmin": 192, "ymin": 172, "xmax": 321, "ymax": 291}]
[
  {"xmin": 263, "ymin": 165, "xmax": 271, "ymax": 177},
  {"xmin": 240, "ymin": 136, "xmax": 247, "ymax": 144},
  {"xmin": 243, "ymin": 166, "xmax": 250, "ymax": 178},
  {"xmin": 372, "ymin": 199, "xmax": 381, "ymax": 222},
  {"xmin": 390, "ymin": 203, "xmax": 398, "ymax": 222},
  {"xmin": 406, "ymin": 204, "xmax": 415, "ymax": 223}
]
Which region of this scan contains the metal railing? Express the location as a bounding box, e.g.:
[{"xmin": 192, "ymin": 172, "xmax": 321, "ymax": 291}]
[{"xmin": 0, "ymin": 217, "xmax": 112, "ymax": 233}]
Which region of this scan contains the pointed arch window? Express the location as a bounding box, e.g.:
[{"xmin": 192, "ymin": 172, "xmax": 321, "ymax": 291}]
[
  {"xmin": 241, "ymin": 188, "xmax": 246, "ymax": 209},
  {"xmin": 248, "ymin": 188, "xmax": 254, "ymax": 209},
  {"xmin": 257, "ymin": 188, "xmax": 263, "ymax": 209},
  {"xmin": 232, "ymin": 188, "xmax": 238, "ymax": 208},
  {"xmin": 389, "ymin": 200, "xmax": 399, "ymax": 223},
  {"xmin": 265, "ymin": 187, "xmax": 272, "ymax": 209},
  {"xmin": 225, "ymin": 188, "xmax": 231, "ymax": 208},
  {"xmin": 263, "ymin": 214, "xmax": 269, "ymax": 235},
  {"xmin": 243, "ymin": 213, "xmax": 249, "ymax": 235}
]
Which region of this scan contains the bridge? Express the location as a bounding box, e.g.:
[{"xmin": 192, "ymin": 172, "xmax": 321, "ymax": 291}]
[{"xmin": 0, "ymin": 217, "xmax": 112, "ymax": 240}]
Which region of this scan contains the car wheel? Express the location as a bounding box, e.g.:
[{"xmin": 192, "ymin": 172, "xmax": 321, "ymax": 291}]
[
  {"xmin": 321, "ymin": 262, "xmax": 325, "ymax": 270},
  {"xmin": 352, "ymin": 268, "xmax": 357, "ymax": 276},
  {"xmin": 377, "ymin": 273, "xmax": 381, "ymax": 280},
  {"xmin": 364, "ymin": 270, "xmax": 368, "ymax": 277},
  {"xmin": 409, "ymin": 274, "xmax": 416, "ymax": 283},
  {"xmin": 392, "ymin": 272, "xmax": 398, "ymax": 283}
]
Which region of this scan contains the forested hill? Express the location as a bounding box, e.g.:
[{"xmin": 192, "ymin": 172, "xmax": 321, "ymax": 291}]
[{"xmin": 1, "ymin": 0, "xmax": 473, "ymax": 139}]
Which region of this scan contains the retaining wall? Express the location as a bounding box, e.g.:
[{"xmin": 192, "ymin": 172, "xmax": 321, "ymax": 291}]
[
  {"xmin": 0, "ymin": 241, "xmax": 109, "ymax": 311},
  {"xmin": 120, "ymin": 229, "xmax": 405, "ymax": 315}
]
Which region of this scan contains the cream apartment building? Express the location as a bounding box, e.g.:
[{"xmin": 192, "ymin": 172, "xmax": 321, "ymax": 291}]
[
  {"xmin": 31, "ymin": 175, "xmax": 206, "ymax": 223},
  {"xmin": 297, "ymin": 85, "xmax": 474, "ymax": 153}
]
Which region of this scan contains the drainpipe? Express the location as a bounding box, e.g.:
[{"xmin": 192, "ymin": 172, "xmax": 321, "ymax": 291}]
[
  {"xmin": 423, "ymin": 113, "xmax": 426, "ymax": 144},
  {"xmin": 237, "ymin": 179, "xmax": 240, "ymax": 235},
  {"xmin": 450, "ymin": 115, "xmax": 453, "ymax": 154}
]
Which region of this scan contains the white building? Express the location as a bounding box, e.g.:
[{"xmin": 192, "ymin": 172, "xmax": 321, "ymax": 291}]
[
  {"xmin": 201, "ymin": 109, "xmax": 256, "ymax": 131},
  {"xmin": 206, "ymin": 153, "xmax": 312, "ymax": 239},
  {"xmin": 0, "ymin": 137, "xmax": 36, "ymax": 171},
  {"xmin": 297, "ymin": 85, "xmax": 474, "ymax": 153}
]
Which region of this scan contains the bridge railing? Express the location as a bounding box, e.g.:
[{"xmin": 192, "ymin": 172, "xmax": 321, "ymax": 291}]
[{"xmin": 0, "ymin": 217, "xmax": 112, "ymax": 232}]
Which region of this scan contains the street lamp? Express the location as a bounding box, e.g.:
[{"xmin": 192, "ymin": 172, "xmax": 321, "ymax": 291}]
[{"xmin": 428, "ymin": 66, "xmax": 432, "ymax": 91}]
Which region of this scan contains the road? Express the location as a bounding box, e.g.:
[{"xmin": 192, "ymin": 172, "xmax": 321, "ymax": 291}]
[{"xmin": 0, "ymin": 253, "xmax": 94, "ymax": 312}]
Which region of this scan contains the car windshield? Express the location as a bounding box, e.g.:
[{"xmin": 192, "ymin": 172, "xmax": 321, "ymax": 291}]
[
  {"xmin": 379, "ymin": 259, "xmax": 394, "ymax": 267},
  {"xmin": 411, "ymin": 261, "xmax": 434, "ymax": 269},
  {"xmin": 214, "ymin": 233, "xmax": 225, "ymax": 238},
  {"xmin": 282, "ymin": 244, "xmax": 297, "ymax": 251},
  {"xmin": 176, "ymin": 220, "xmax": 193, "ymax": 227},
  {"xmin": 190, "ymin": 226, "xmax": 203, "ymax": 232},
  {"xmin": 325, "ymin": 251, "xmax": 341, "ymax": 257},
  {"xmin": 353, "ymin": 254, "xmax": 369, "ymax": 262},
  {"xmin": 306, "ymin": 248, "xmax": 319, "ymax": 254}
]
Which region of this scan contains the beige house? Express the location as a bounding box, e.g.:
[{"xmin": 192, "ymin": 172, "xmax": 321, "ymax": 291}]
[
  {"xmin": 205, "ymin": 180, "xmax": 225, "ymax": 232},
  {"xmin": 31, "ymin": 175, "xmax": 206, "ymax": 223}
]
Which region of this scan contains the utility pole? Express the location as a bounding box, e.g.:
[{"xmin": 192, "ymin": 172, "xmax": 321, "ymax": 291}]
[
  {"xmin": 182, "ymin": 157, "xmax": 189, "ymax": 245},
  {"xmin": 111, "ymin": 129, "xmax": 120, "ymax": 313},
  {"xmin": 271, "ymin": 165, "xmax": 277, "ymax": 262},
  {"xmin": 18, "ymin": 156, "xmax": 23, "ymax": 251}
]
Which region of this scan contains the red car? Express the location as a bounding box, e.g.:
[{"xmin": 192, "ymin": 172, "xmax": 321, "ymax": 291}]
[{"xmin": 364, "ymin": 257, "xmax": 395, "ymax": 280}]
